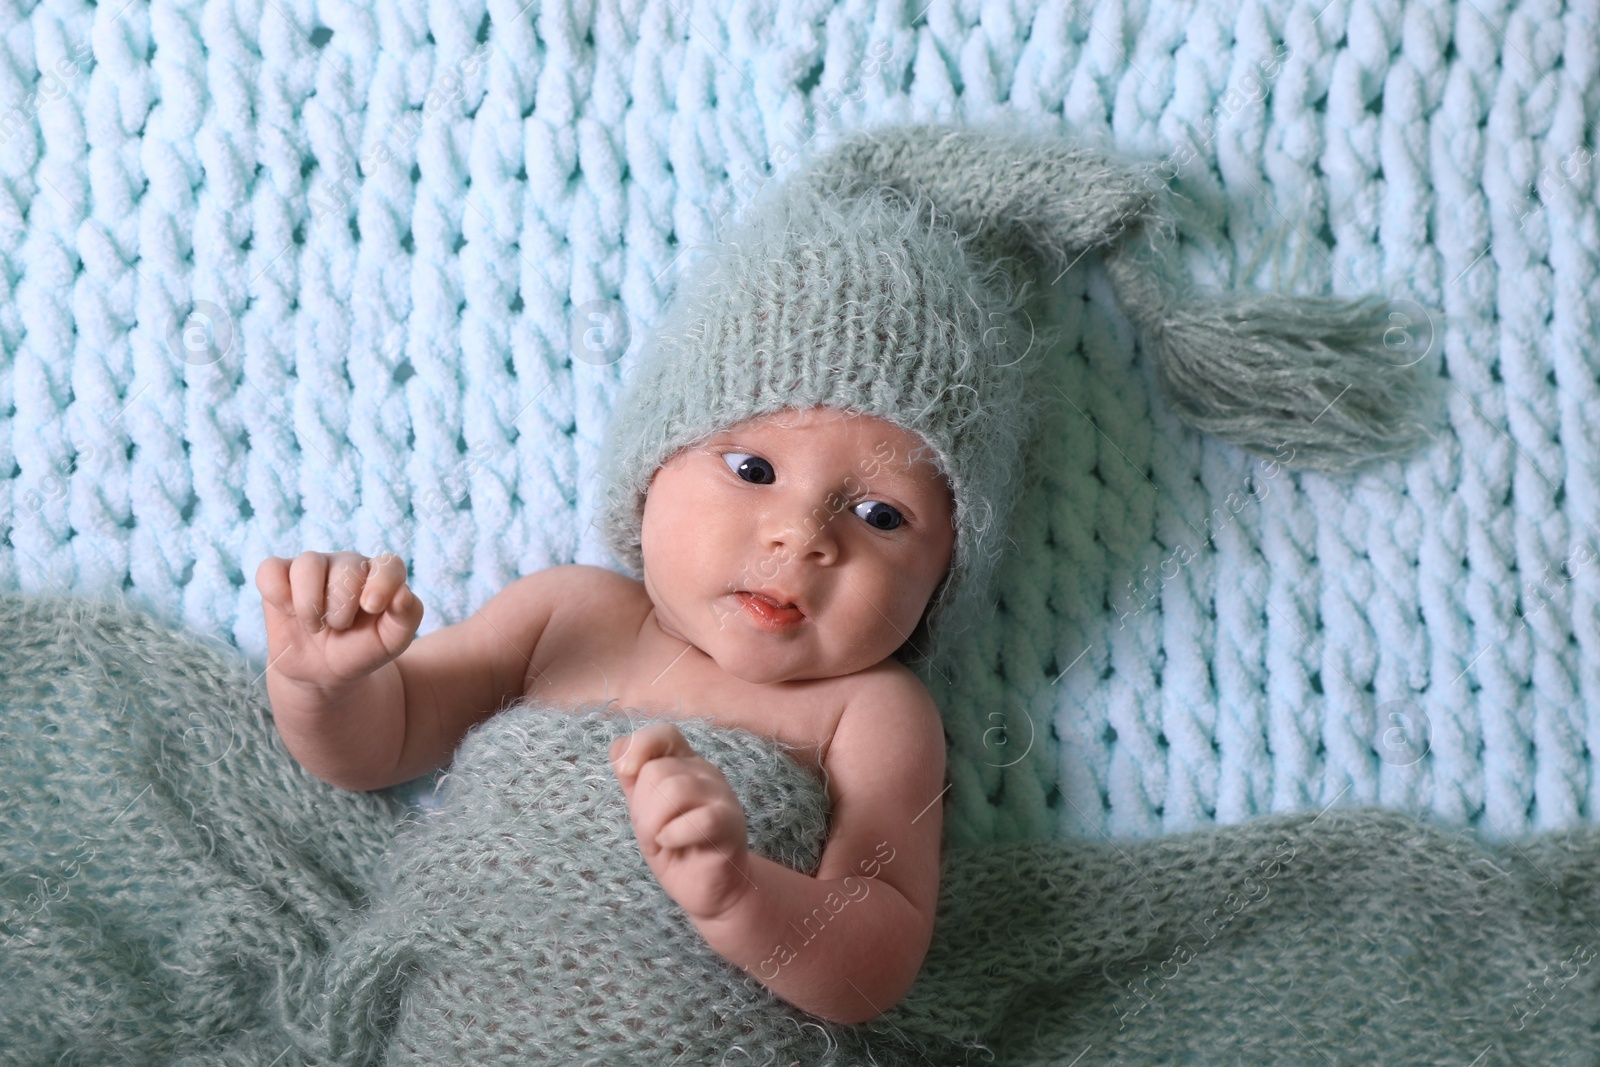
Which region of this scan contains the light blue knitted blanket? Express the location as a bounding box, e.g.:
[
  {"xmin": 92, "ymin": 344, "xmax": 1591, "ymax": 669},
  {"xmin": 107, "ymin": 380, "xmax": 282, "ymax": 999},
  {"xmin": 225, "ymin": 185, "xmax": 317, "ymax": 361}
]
[{"xmin": 1, "ymin": 0, "xmax": 1593, "ymax": 853}]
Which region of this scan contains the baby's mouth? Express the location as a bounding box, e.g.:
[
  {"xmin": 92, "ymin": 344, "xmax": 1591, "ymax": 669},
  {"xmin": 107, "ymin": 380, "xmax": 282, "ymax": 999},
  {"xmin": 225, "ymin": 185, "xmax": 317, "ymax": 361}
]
[{"xmin": 733, "ymin": 590, "xmax": 807, "ymax": 629}]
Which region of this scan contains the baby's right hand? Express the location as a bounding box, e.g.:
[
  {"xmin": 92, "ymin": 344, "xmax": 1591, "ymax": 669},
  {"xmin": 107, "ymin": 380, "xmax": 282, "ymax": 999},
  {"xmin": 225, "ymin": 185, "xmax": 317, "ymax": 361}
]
[{"xmin": 255, "ymin": 551, "xmax": 426, "ymax": 693}]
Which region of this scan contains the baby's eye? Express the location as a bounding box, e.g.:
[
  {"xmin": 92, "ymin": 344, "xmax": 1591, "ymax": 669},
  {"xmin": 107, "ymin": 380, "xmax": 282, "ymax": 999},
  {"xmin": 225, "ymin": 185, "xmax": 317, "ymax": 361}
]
[
  {"xmin": 722, "ymin": 452, "xmax": 775, "ymax": 484},
  {"xmin": 853, "ymin": 500, "xmax": 903, "ymax": 531}
]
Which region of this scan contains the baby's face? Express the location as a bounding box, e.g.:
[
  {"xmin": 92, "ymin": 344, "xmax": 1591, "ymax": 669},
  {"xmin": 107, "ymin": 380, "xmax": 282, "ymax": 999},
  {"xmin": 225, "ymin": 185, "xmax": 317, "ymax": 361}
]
[{"xmin": 639, "ymin": 406, "xmax": 955, "ymax": 684}]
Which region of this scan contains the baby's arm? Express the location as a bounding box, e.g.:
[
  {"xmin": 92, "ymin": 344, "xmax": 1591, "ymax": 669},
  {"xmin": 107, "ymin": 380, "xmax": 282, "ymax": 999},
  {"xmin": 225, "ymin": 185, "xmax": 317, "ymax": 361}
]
[
  {"xmin": 680, "ymin": 670, "xmax": 946, "ymax": 1024},
  {"xmin": 257, "ymin": 553, "xmax": 589, "ymax": 791}
]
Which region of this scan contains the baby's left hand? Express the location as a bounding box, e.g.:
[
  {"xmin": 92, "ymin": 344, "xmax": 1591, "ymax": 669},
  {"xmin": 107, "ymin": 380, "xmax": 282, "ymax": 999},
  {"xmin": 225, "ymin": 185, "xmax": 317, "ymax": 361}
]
[{"xmin": 609, "ymin": 723, "xmax": 754, "ymax": 922}]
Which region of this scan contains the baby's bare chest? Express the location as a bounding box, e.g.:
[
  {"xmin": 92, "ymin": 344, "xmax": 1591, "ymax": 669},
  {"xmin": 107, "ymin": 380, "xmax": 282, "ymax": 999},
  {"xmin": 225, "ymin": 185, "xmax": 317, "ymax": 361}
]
[{"xmin": 521, "ymin": 602, "xmax": 848, "ymax": 771}]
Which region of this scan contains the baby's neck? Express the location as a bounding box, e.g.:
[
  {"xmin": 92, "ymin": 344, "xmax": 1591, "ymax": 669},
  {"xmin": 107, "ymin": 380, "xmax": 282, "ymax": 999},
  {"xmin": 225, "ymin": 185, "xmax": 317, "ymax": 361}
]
[{"xmin": 631, "ymin": 601, "xmax": 829, "ymax": 690}]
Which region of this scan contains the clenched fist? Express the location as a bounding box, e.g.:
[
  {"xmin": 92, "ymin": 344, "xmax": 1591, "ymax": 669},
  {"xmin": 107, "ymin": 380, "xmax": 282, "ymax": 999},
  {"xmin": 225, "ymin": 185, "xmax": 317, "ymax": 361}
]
[
  {"xmin": 610, "ymin": 722, "xmax": 754, "ymax": 922},
  {"xmin": 255, "ymin": 550, "xmax": 425, "ymax": 694}
]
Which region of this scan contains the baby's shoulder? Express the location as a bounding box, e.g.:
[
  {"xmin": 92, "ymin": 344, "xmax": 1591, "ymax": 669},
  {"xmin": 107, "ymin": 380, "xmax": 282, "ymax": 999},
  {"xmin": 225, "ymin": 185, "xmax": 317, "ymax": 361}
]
[
  {"xmin": 538, "ymin": 564, "xmax": 648, "ymax": 623},
  {"xmin": 842, "ymin": 657, "xmax": 937, "ymax": 706},
  {"xmin": 550, "ymin": 563, "xmax": 644, "ymax": 599},
  {"xmin": 813, "ymin": 660, "xmax": 948, "ymax": 879},
  {"xmin": 826, "ymin": 660, "xmax": 945, "ymax": 761},
  {"xmin": 518, "ymin": 564, "xmax": 647, "ymax": 669}
]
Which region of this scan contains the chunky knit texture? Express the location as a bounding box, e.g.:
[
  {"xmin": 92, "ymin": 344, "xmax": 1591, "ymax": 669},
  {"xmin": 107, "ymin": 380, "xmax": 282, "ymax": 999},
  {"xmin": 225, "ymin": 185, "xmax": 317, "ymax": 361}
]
[
  {"xmin": 3, "ymin": 1, "xmax": 1596, "ymax": 856},
  {"xmin": 0, "ymin": 592, "xmax": 402, "ymax": 1064},
  {"xmin": 10, "ymin": 591, "xmax": 1600, "ymax": 1066}
]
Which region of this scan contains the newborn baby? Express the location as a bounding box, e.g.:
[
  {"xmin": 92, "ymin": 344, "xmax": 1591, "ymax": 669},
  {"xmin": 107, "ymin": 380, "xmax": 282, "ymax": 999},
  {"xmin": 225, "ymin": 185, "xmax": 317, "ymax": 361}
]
[
  {"xmin": 252, "ymin": 114, "xmax": 1405, "ymax": 1048},
  {"xmin": 255, "ymin": 404, "xmax": 952, "ymax": 1025}
]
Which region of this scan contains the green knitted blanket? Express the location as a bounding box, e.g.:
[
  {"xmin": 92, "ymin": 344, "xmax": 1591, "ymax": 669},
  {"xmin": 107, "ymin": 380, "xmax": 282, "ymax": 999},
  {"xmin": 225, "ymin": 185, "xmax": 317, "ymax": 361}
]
[{"xmin": 6, "ymin": 591, "xmax": 1600, "ymax": 1066}]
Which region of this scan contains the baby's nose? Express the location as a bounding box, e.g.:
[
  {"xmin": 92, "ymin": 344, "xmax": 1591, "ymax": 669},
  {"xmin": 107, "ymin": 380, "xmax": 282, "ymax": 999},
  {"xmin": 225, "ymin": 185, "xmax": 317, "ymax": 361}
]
[{"xmin": 760, "ymin": 492, "xmax": 844, "ymax": 560}]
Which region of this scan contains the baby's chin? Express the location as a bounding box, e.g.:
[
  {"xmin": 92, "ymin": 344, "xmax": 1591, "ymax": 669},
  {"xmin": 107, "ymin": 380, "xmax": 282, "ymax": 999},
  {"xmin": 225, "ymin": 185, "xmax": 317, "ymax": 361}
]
[{"xmin": 701, "ymin": 632, "xmax": 872, "ymax": 685}]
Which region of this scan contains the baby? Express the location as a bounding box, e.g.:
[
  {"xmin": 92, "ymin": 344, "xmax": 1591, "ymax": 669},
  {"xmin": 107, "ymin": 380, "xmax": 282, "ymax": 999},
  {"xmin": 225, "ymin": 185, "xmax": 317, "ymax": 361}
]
[
  {"xmin": 255, "ymin": 403, "xmax": 954, "ymax": 1026},
  {"xmin": 254, "ymin": 124, "xmax": 1057, "ymax": 1033},
  {"xmin": 252, "ymin": 112, "xmax": 1413, "ymax": 1044}
]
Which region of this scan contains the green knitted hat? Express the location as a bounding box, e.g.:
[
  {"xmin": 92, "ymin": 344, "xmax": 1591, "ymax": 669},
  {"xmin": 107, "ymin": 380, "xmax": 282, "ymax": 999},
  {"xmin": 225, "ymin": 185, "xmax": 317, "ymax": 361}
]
[{"xmin": 597, "ymin": 120, "xmax": 1440, "ymax": 668}]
